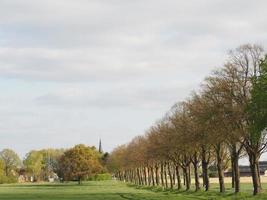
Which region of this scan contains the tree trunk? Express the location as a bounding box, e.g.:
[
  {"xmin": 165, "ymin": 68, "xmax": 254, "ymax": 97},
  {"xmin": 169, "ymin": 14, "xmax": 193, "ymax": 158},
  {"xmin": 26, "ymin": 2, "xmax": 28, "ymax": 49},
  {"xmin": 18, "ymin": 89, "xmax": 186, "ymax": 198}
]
[
  {"xmin": 182, "ymin": 166, "xmax": 191, "ymax": 190},
  {"xmin": 234, "ymin": 156, "xmax": 240, "ymax": 193},
  {"xmin": 164, "ymin": 163, "xmax": 168, "ymax": 189},
  {"xmin": 130, "ymin": 170, "xmax": 133, "ymax": 182},
  {"xmin": 201, "ymin": 146, "xmax": 210, "ymax": 191},
  {"xmin": 185, "ymin": 166, "xmax": 191, "ymax": 190},
  {"xmin": 183, "ymin": 169, "xmax": 186, "ymax": 186},
  {"xmin": 256, "ymin": 162, "xmax": 262, "ymax": 189},
  {"xmin": 143, "ymin": 167, "xmax": 147, "ymax": 185},
  {"xmin": 217, "ymin": 160, "xmax": 225, "ymax": 193},
  {"xmin": 136, "ymin": 169, "xmax": 138, "ymax": 184},
  {"xmin": 188, "ymin": 166, "xmax": 191, "ymax": 185},
  {"xmin": 155, "ymin": 165, "xmax": 159, "ymax": 186},
  {"xmin": 167, "ymin": 163, "xmax": 173, "ymax": 189},
  {"xmin": 173, "ymin": 167, "xmax": 176, "ymax": 186},
  {"xmin": 231, "ymin": 144, "xmax": 241, "ymax": 193},
  {"xmin": 160, "ymin": 163, "xmax": 164, "ymax": 187},
  {"xmin": 118, "ymin": 171, "xmax": 122, "ymax": 181},
  {"xmin": 192, "ymin": 153, "xmax": 200, "ymax": 191},
  {"xmin": 216, "ymin": 145, "xmax": 225, "ymax": 193},
  {"xmin": 78, "ymin": 177, "xmax": 82, "ymax": 185},
  {"xmin": 137, "ymin": 168, "xmax": 141, "ymax": 185},
  {"xmin": 175, "ymin": 165, "xmax": 181, "ymax": 190},
  {"xmin": 147, "ymin": 167, "xmax": 151, "ymax": 186},
  {"xmin": 141, "ymin": 168, "xmax": 144, "ymax": 185},
  {"xmin": 231, "ymin": 155, "xmax": 235, "ymax": 189},
  {"xmin": 151, "ymin": 166, "xmax": 155, "ymax": 186},
  {"xmin": 248, "ymin": 152, "xmax": 261, "ymax": 195}
]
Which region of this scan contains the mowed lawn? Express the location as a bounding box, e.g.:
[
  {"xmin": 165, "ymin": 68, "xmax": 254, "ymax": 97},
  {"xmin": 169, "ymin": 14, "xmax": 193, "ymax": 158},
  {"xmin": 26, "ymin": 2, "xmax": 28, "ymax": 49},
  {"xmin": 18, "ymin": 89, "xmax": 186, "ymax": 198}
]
[{"xmin": 1, "ymin": 181, "xmax": 267, "ymax": 200}]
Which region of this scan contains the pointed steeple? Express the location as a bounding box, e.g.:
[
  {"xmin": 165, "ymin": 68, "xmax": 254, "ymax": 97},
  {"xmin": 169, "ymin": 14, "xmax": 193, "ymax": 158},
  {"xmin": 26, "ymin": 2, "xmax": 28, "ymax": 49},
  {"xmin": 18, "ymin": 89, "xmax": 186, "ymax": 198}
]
[{"xmin": 98, "ymin": 139, "xmax": 103, "ymax": 154}]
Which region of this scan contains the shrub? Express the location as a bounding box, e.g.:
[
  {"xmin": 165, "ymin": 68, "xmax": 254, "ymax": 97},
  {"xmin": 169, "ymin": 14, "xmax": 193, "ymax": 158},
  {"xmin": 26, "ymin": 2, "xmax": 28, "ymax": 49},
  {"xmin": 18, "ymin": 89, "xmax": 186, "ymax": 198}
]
[
  {"xmin": 89, "ymin": 173, "xmax": 112, "ymax": 181},
  {"xmin": 0, "ymin": 175, "xmax": 17, "ymax": 184}
]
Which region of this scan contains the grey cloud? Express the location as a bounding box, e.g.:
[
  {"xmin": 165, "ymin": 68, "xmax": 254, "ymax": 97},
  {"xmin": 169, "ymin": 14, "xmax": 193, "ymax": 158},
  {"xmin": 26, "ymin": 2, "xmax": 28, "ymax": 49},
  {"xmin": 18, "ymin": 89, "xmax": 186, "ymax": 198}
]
[
  {"xmin": 35, "ymin": 84, "xmax": 194, "ymax": 109},
  {"xmin": 0, "ymin": 45, "xmax": 224, "ymax": 82},
  {"xmin": 0, "ymin": 0, "xmax": 267, "ymax": 82}
]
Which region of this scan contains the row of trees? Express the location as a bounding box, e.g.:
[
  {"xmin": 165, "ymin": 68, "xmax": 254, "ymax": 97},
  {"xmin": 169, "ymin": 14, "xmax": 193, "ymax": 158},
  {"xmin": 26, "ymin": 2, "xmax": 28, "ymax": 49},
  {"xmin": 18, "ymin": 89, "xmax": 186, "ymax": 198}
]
[
  {"xmin": 107, "ymin": 44, "xmax": 267, "ymax": 195},
  {"xmin": 0, "ymin": 144, "xmax": 107, "ymax": 184}
]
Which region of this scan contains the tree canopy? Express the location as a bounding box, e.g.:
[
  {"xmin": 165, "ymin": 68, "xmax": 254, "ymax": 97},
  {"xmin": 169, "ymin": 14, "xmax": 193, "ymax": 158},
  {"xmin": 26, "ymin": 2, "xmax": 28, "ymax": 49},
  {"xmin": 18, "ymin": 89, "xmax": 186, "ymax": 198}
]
[
  {"xmin": 0, "ymin": 149, "xmax": 21, "ymax": 176},
  {"xmin": 59, "ymin": 144, "xmax": 103, "ymax": 184}
]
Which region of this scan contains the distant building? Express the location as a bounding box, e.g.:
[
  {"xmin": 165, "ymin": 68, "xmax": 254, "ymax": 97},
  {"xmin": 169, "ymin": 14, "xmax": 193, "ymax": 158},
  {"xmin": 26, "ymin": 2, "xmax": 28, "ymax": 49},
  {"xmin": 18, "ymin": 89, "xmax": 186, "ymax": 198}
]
[{"xmin": 225, "ymin": 161, "xmax": 267, "ymax": 177}]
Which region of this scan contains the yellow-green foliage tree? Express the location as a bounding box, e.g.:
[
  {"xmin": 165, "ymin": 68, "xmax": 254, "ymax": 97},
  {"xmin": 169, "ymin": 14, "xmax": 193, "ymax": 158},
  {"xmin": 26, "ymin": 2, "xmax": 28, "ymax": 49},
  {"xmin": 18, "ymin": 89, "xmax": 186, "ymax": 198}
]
[
  {"xmin": 0, "ymin": 149, "xmax": 21, "ymax": 176},
  {"xmin": 24, "ymin": 150, "xmax": 44, "ymax": 181},
  {"xmin": 23, "ymin": 148, "xmax": 64, "ymax": 182},
  {"xmin": 59, "ymin": 144, "xmax": 102, "ymax": 184}
]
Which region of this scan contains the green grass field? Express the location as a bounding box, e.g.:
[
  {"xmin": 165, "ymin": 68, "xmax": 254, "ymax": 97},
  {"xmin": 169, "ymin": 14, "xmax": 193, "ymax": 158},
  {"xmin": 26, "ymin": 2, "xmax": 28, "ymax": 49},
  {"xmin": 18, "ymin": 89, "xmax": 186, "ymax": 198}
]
[{"xmin": 0, "ymin": 181, "xmax": 267, "ymax": 200}]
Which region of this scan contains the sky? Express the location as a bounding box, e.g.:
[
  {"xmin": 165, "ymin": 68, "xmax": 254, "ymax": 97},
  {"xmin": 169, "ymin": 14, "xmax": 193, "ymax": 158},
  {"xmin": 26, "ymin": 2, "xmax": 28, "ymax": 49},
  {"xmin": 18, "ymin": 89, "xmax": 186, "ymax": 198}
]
[{"xmin": 0, "ymin": 0, "xmax": 267, "ymax": 159}]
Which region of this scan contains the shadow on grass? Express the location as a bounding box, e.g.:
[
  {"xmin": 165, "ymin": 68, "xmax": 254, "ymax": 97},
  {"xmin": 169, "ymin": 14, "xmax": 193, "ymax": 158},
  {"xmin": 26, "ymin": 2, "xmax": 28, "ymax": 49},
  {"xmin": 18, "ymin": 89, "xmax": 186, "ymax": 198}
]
[
  {"xmin": 0, "ymin": 190, "xmax": 169, "ymax": 200},
  {"xmin": 126, "ymin": 183, "xmax": 259, "ymax": 200}
]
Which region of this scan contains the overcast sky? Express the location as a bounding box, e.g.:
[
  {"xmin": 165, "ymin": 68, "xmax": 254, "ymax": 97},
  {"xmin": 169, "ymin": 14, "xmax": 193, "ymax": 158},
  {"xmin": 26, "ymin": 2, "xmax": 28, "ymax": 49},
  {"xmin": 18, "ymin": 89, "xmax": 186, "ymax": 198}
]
[{"xmin": 0, "ymin": 0, "xmax": 267, "ymax": 159}]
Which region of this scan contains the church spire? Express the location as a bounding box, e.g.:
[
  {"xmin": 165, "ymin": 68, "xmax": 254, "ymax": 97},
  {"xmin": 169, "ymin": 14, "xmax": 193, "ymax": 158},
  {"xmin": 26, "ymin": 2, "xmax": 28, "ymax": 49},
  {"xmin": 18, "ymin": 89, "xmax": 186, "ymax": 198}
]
[{"xmin": 98, "ymin": 139, "xmax": 103, "ymax": 154}]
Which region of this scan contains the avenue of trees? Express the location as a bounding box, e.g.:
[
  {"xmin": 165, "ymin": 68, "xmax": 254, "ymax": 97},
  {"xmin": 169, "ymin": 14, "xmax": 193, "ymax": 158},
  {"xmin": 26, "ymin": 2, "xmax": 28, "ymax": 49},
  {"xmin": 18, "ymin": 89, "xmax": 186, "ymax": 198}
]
[
  {"xmin": 107, "ymin": 44, "xmax": 267, "ymax": 195},
  {"xmin": 0, "ymin": 144, "xmax": 107, "ymax": 184}
]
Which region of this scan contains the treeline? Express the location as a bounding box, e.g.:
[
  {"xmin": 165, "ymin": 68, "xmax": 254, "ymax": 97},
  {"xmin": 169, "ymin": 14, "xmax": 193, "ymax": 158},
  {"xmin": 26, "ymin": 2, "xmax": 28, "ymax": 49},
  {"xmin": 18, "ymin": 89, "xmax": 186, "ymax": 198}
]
[
  {"xmin": 0, "ymin": 144, "xmax": 109, "ymax": 184},
  {"xmin": 107, "ymin": 44, "xmax": 267, "ymax": 195}
]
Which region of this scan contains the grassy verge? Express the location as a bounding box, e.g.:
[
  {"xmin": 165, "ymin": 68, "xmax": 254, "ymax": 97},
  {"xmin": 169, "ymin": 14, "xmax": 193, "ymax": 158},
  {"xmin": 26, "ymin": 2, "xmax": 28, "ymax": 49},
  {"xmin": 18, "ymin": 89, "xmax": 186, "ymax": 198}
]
[{"xmin": 0, "ymin": 180, "xmax": 266, "ymax": 200}]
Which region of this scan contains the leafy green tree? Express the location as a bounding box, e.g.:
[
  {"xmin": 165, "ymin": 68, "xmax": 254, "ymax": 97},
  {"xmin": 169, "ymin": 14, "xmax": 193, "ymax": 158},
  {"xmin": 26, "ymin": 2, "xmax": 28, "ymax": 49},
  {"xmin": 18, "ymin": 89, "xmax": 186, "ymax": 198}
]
[
  {"xmin": 59, "ymin": 144, "xmax": 102, "ymax": 184},
  {"xmin": 245, "ymin": 56, "xmax": 267, "ymax": 194},
  {"xmin": 0, "ymin": 149, "xmax": 21, "ymax": 176},
  {"xmin": 23, "ymin": 150, "xmax": 44, "ymax": 181},
  {"xmin": 248, "ymin": 56, "xmax": 267, "ymax": 143}
]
